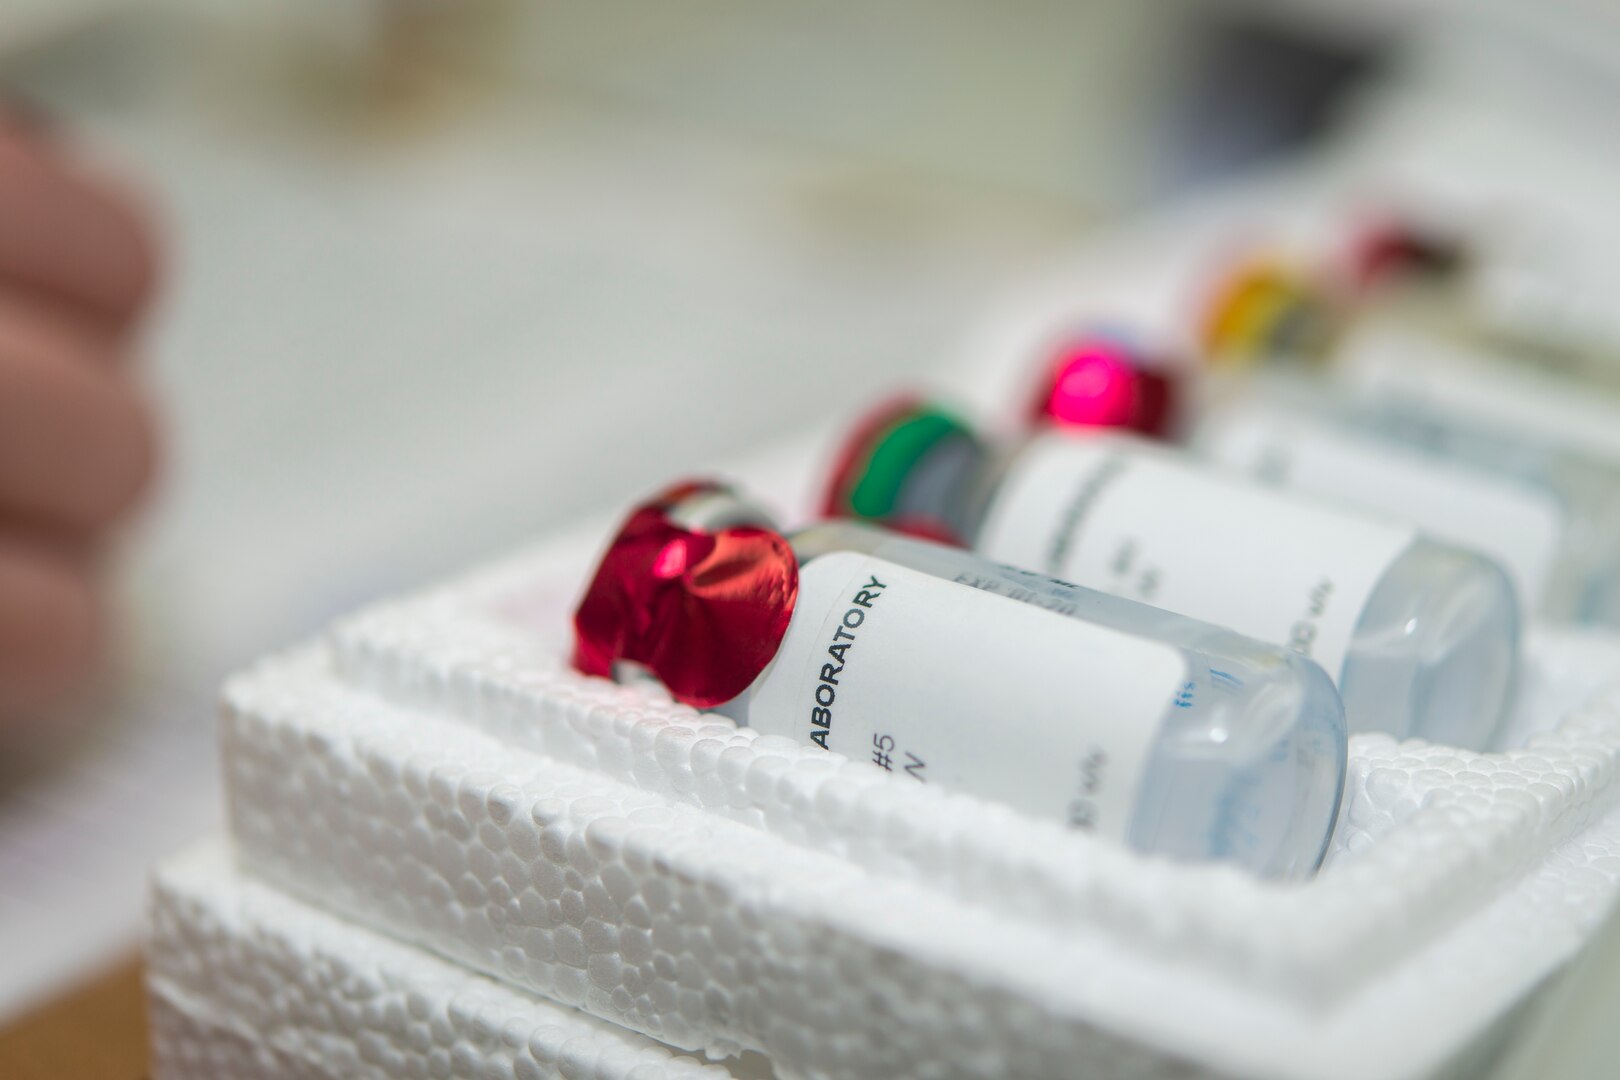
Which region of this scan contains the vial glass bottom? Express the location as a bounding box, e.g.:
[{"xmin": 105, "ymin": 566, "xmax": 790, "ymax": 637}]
[
  {"xmin": 1121, "ymin": 611, "xmax": 1346, "ymax": 879},
  {"xmin": 1340, "ymin": 539, "xmax": 1519, "ymax": 749}
]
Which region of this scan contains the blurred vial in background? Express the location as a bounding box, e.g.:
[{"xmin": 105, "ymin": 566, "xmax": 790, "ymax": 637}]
[
  {"xmin": 1019, "ymin": 303, "xmax": 1620, "ymax": 625},
  {"xmin": 1335, "ymin": 311, "xmax": 1620, "ymax": 468},
  {"xmin": 825, "ymin": 402, "xmax": 1520, "ymax": 749},
  {"xmin": 1179, "ymin": 228, "xmax": 1620, "ymax": 629},
  {"xmin": 1195, "ymin": 381, "xmax": 1620, "ymax": 626}
]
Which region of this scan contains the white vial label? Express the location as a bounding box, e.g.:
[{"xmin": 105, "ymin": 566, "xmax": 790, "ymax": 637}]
[
  {"xmin": 979, "ymin": 433, "xmax": 1416, "ymax": 679},
  {"xmin": 1202, "ymin": 404, "xmax": 1561, "ymax": 612},
  {"xmin": 1340, "ymin": 322, "xmax": 1620, "ymax": 466},
  {"xmin": 744, "ymin": 552, "xmax": 1184, "ymax": 841}
]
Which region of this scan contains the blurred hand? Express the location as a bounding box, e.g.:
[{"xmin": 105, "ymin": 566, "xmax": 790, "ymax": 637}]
[{"xmin": 0, "ymin": 110, "xmax": 160, "ymax": 725}]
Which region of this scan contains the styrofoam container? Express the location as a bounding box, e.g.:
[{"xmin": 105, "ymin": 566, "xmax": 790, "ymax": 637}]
[{"xmin": 196, "ymin": 510, "xmax": 1620, "ymax": 1080}]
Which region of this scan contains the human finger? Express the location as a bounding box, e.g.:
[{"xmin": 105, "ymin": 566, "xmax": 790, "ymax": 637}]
[
  {"xmin": 0, "ymin": 129, "xmax": 161, "ymax": 329},
  {"xmin": 0, "ymin": 280, "xmax": 123, "ymax": 366},
  {"xmin": 0, "ymin": 535, "xmax": 99, "ymax": 725},
  {"xmin": 0, "ymin": 325, "xmax": 158, "ymax": 528}
]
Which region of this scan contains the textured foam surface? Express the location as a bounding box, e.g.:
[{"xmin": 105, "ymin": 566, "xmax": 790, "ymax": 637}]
[
  {"xmin": 148, "ymin": 839, "xmax": 733, "ymax": 1080},
  {"xmin": 206, "ymin": 524, "xmax": 1620, "ymax": 1080}
]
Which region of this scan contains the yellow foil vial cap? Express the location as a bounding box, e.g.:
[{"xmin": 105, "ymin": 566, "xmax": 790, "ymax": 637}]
[{"xmin": 1201, "ymin": 256, "xmax": 1341, "ymax": 368}]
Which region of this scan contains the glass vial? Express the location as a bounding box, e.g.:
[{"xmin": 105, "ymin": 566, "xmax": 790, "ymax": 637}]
[
  {"xmin": 1196, "ymin": 384, "xmax": 1620, "ymax": 625},
  {"xmin": 570, "ymin": 485, "xmax": 1341, "ymax": 880},
  {"xmin": 592, "ymin": 486, "xmax": 1348, "ymax": 880},
  {"xmin": 1336, "ymin": 320, "xmax": 1620, "ymax": 468},
  {"xmin": 826, "ymin": 406, "xmax": 1521, "ymax": 749}
]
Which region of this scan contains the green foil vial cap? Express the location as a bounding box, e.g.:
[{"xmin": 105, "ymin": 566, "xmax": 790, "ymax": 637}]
[{"xmin": 821, "ymin": 397, "xmax": 984, "ymax": 542}]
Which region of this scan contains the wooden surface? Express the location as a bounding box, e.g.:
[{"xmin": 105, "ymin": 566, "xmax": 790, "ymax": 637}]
[{"xmin": 0, "ymin": 957, "xmax": 149, "ymax": 1080}]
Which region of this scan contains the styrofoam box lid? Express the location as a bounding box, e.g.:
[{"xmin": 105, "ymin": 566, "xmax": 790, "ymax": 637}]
[{"xmin": 215, "ymin": 484, "xmax": 1620, "ymax": 1079}]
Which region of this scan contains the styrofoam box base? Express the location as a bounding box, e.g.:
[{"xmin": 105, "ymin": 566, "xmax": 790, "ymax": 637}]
[
  {"xmin": 147, "ymin": 839, "xmax": 739, "ymax": 1080},
  {"xmin": 199, "ymin": 500, "xmax": 1620, "ymax": 1080}
]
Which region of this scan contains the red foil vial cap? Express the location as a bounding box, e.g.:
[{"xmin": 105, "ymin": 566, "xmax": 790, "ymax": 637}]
[
  {"xmin": 1033, "ymin": 334, "xmax": 1178, "ymax": 438},
  {"xmin": 572, "ymin": 481, "xmax": 800, "ymax": 709},
  {"xmin": 1346, "ymin": 216, "xmax": 1466, "ymax": 294}
]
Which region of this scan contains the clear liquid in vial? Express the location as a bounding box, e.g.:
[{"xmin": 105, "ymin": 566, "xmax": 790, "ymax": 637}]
[{"xmin": 726, "ymin": 521, "xmax": 1347, "ymax": 880}]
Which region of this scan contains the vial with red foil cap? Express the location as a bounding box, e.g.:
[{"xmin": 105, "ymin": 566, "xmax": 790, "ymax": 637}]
[
  {"xmin": 823, "ymin": 402, "xmax": 1521, "ymax": 750},
  {"xmin": 575, "ymin": 480, "xmax": 1346, "ymax": 880}
]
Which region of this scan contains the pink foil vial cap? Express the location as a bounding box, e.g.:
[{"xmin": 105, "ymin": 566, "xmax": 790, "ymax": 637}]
[{"xmin": 1033, "ymin": 334, "xmax": 1178, "ymax": 438}]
